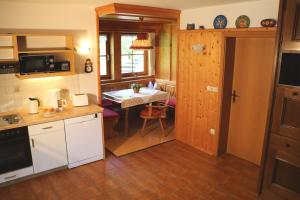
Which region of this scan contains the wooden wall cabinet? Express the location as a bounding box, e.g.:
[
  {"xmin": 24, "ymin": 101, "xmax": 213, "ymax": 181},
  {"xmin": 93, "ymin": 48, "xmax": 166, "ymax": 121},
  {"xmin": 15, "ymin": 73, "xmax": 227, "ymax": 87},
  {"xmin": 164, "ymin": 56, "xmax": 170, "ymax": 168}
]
[
  {"xmin": 272, "ymin": 87, "xmax": 300, "ymax": 141},
  {"xmin": 282, "ymin": 0, "xmax": 300, "ymax": 50},
  {"xmin": 263, "ymin": 87, "xmax": 300, "ymax": 200},
  {"xmin": 260, "ymin": 0, "xmax": 300, "ymax": 199},
  {"xmin": 0, "ymin": 34, "xmax": 18, "ymax": 62},
  {"xmin": 262, "ymin": 134, "xmax": 300, "ymax": 200},
  {"xmin": 15, "ymin": 34, "xmax": 75, "ymax": 79},
  {"xmin": 0, "ymin": 33, "xmax": 75, "ymax": 79}
]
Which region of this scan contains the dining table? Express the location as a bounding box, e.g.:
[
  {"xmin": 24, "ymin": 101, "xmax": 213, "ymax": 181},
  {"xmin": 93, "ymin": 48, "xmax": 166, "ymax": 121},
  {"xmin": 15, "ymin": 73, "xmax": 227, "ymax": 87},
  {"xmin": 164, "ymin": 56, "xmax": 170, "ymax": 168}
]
[{"xmin": 102, "ymin": 87, "xmax": 169, "ymax": 136}]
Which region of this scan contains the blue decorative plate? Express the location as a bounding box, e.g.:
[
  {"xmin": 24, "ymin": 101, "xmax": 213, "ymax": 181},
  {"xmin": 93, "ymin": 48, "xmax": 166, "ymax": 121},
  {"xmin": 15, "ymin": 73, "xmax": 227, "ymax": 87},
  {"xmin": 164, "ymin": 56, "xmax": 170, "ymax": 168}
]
[{"xmin": 213, "ymin": 15, "xmax": 227, "ymax": 29}]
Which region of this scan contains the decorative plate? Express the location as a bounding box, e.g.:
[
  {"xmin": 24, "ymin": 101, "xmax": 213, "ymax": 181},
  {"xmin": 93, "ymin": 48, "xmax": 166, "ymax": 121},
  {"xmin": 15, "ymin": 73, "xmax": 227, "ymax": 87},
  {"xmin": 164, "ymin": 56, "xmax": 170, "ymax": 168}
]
[
  {"xmin": 235, "ymin": 15, "xmax": 250, "ymax": 28},
  {"xmin": 213, "ymin": 15, "xmax": 227, "ymax": 29},
  {"xmin": 261, "ymin": 19, "xmax": 277, "ymax": 27}
]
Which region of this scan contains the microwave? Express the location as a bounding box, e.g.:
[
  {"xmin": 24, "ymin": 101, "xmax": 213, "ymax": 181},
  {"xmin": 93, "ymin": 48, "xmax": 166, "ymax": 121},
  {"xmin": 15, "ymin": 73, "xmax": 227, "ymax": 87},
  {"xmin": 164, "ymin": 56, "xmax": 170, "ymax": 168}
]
[{"xmin": 19, "ymin": 54, "xmax": 55, "ymax": 74}]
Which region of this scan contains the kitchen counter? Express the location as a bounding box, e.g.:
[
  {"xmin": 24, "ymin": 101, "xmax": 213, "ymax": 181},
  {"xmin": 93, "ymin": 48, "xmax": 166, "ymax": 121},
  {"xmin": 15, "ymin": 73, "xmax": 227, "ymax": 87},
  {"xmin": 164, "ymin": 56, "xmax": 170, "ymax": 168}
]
[{"xmin": 0, "ymin": 104, "xmax": 103, "ymax": 131}]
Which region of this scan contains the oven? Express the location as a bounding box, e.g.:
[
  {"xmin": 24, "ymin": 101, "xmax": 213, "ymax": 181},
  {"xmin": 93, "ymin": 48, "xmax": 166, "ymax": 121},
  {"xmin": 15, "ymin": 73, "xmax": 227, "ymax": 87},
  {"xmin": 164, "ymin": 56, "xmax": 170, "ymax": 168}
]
[{"xmin": 0, "ymin": 127, "xmax": 33, "ymax": 174}]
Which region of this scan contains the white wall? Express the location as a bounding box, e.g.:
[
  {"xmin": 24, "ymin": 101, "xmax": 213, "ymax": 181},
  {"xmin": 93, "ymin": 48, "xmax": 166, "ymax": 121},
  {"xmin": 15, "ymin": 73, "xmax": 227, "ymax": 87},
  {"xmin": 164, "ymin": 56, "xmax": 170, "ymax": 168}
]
[
  {"xmin": 181, "ymin": 0, "xmax": 280, "ymax": 29},
  {"xmin": 0, "ymin": 1, "xmax": 101, "ymax": 111}
]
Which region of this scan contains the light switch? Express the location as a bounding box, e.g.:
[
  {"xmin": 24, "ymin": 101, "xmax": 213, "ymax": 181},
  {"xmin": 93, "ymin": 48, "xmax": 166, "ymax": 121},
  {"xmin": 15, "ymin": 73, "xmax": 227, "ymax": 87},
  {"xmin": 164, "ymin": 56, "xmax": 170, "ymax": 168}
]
[
  {"xmin": 209, "ymin": 129, "xmax": 216, "ymax": 135},
  {"xmin": 206, "ymin": 86, "xmax": 218, "ymax": 93}
]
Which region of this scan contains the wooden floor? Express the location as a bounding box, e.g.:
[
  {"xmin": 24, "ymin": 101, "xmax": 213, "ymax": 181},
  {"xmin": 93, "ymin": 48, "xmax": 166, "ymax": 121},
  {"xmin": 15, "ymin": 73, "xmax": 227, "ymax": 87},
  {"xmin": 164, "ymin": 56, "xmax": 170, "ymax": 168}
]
[
  {"xmin": 105, "ymin": 107, "xmax": 175, "ymax": 156},
  {"xmin": 106, "ymin": 120, "xmax": 175, "ymax": 156},
  {"xmin": 0, "ymin": 141, "xmax": 260, "ymax": 200}
]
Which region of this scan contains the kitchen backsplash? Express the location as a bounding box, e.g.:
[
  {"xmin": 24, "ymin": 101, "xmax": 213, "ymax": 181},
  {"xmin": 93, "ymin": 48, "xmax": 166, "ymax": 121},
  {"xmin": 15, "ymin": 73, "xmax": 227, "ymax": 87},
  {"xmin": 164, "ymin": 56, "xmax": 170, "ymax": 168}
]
[{"xmin": 0, "ymin": 74, "xmax": 80, "ymax": 112}]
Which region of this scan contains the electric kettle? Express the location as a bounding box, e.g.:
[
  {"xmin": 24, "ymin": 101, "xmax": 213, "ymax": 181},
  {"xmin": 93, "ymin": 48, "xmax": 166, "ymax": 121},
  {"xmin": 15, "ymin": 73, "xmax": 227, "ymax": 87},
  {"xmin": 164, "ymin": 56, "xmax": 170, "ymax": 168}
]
[{"xmin": 28, "ymin": 97, "xmax": 40, "ymax": 114}]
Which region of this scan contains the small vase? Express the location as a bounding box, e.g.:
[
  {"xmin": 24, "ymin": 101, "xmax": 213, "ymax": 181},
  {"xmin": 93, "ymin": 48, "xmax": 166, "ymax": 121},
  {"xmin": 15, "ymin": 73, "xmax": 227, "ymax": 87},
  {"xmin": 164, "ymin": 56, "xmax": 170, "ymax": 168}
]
[{"xmin": 133, "ymin": 88, "xmax": 140, "ymax": 93}]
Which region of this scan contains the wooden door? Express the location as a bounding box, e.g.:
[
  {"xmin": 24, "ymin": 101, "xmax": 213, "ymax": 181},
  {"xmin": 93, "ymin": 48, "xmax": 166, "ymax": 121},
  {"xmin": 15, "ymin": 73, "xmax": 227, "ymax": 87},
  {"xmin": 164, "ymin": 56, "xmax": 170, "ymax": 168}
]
[
  {"xmin": 176, "ymin": 31, "xmax": 223, "ymax": 155},
  {"xmin": 227, "ymin": 38, "xmax": 275, "ymax": 165}
]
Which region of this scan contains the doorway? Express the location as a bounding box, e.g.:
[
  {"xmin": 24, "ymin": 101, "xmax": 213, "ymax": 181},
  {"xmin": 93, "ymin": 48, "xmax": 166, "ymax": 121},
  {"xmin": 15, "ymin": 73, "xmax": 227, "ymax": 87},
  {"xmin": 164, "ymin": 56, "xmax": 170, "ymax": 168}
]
[
  {"xmin": 95, "ymin": 4, "xmax": 180, "ymax": 157},
  {"xmin": 220, "ymin": 36, "xmax": 275, "ymax": 165}
]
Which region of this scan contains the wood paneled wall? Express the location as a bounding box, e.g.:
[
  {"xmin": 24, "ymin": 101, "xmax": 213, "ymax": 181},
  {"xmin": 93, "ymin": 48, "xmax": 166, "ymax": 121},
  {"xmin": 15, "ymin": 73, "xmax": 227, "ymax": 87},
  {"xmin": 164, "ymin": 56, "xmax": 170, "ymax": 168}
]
[
  {"xmin": 156, "ymin": 23, "xmax": 177, "ymax": 81},
  {"xmin": 175, "ymin": 31, "xmax": 224, "ymax": 155},
  {"xmin": 171, "ymin": 23, "xmax": 178, "ymax": 81},
  {"xmin": 156, "ymin": 24, "xmax": 171, "ymax": 80}
]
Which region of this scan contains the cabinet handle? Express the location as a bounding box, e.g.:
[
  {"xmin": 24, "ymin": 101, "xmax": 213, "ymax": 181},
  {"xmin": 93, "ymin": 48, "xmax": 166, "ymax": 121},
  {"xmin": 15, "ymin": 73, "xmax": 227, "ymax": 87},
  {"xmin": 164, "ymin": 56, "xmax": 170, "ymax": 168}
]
[
  {"xmin": 31, "ymin": 138, "xmax": 35, "ymax": 148},
  {"xmin": 42, "ymin": 126, "xmax": 53, "ymax": 130},
  {"xmin": 286, "ymin": 143, "xmax": 291, "ymax": 148},
  {"xmin": 5, "ymin": 175, "xmax": 16, "ymax": 180},
  {"xmin": 79, "ymin": 120, "xmax": 89, "ymax": 124},
  {"xmin": 292, "ymin": 92, "xmax": 298, "ymax": 96}
]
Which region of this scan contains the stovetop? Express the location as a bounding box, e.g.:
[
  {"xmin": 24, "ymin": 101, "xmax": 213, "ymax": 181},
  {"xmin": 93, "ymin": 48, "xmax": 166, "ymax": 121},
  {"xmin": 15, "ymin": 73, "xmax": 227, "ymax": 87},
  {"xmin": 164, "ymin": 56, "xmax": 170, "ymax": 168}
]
[{"xmin": 0, "ymin": 114, "xmax": 23, "ymax": 125}]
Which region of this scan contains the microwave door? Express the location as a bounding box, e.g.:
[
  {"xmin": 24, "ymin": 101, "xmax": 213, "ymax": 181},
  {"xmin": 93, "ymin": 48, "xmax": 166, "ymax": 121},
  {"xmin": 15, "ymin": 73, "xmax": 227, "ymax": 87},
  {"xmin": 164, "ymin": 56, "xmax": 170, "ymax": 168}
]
[{"xmin": 20, "ymin": 55, "xmax": 48, "ymax": 74}]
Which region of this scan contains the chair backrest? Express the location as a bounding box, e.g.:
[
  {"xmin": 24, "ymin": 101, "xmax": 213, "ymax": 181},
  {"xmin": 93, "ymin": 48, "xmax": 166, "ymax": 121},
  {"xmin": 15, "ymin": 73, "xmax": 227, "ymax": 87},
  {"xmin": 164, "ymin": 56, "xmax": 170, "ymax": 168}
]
[
  {"xmin": 165, "ymin": 84, "xmax": 176, "ymax": 98},
  {"xmin": 155, "ymin": 79, "xmax": 176, "ymax": 98}
]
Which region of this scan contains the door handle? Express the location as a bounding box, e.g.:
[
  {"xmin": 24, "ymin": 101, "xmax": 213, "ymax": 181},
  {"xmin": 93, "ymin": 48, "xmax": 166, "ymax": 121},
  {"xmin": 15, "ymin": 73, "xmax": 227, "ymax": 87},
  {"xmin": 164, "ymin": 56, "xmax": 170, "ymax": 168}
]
[
  {"xmin": 42, "ymin": 126, "xmax": 53, "ymax": 130},
  {"xmin": 232, "ymin": 90, "xmax": 240, "ymax": 103},
  {"xmin": 31, "ymin": 138, "xmax": 35, "ymax": 148}
]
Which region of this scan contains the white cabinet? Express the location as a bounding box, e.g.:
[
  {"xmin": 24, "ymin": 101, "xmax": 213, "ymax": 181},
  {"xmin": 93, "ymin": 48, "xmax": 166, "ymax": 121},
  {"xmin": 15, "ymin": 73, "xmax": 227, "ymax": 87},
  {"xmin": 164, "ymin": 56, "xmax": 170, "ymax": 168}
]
[
  {"xmin": 28, "ymin": 121, "xmax": 68, "ymax": 174},
  {"xmin": 64, "ymin": 113, "xmax": 103, "ymax": 168}
]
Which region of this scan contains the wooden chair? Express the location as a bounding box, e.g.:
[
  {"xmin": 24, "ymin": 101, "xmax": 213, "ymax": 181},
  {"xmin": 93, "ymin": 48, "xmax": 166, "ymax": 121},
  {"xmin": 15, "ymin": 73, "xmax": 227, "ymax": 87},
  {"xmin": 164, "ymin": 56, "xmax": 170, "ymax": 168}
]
[{"xmin": 139, "ymin": 95, "xmax": 170, "ymax": 137}]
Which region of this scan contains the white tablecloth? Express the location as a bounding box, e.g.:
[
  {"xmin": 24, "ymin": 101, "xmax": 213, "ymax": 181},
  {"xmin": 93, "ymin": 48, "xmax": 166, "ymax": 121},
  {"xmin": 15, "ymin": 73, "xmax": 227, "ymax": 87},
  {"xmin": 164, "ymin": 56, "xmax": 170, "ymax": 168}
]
[{"xmin": 103, "ymin": 88, "xmax": 168, "ymax": 108}]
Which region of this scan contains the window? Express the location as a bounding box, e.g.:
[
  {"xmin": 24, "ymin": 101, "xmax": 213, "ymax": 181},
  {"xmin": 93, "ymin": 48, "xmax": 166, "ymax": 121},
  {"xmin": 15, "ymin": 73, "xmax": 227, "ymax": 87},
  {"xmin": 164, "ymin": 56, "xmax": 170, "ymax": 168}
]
[
  {"xmin": 99, "ymin": 33, "xmax": 110, "ymax": 79},
  {"xmin": 121, "ymin": 34, "xmax": 147, "ymax": 76}
]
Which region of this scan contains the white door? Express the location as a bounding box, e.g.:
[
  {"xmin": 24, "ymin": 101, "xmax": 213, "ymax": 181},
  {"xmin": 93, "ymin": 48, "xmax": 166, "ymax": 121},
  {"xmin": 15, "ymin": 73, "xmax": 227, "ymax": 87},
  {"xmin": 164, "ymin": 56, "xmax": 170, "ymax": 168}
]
[
  {"xmin": 65, "ymin": 114, "xmax": 103, "ymax": 165},
  {"xmin": 30, "ymin": 130, "xmax": 68, "ymax": 173}
]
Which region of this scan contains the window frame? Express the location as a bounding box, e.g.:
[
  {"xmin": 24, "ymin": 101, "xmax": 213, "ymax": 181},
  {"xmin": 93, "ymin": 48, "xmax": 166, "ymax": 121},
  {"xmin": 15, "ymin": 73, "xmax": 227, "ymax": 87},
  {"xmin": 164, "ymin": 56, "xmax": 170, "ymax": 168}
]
[
  {"xmin": 99, "ymin": 32, "xmax": 111, "ymax": 80},
  {"xmin": 120, "ymin": 33, "xmax": 148, "ymax": 77}
]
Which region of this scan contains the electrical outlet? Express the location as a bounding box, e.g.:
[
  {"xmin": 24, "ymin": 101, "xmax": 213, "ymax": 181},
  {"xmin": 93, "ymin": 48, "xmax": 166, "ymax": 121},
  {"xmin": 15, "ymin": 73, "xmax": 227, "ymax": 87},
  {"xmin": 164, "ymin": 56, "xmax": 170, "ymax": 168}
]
[
  {"xmin": 206, "ymin": 86, "xmax": 218, "ymax": 93},
  {"xmin": 209, "ymin": 129, "xmax": 216, "ymax": 135}
]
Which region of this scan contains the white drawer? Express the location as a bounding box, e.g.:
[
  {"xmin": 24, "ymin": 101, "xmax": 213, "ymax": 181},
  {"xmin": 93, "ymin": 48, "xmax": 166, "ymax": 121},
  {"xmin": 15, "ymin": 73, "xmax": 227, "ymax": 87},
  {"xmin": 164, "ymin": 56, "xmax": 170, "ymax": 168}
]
[
  {"xmin": 29, "ymin": 120, "xmax": 64, "ymax": 136},
  {"xmin": 0, "ymin": 166, "xmax": 33, "ymax": 184}
]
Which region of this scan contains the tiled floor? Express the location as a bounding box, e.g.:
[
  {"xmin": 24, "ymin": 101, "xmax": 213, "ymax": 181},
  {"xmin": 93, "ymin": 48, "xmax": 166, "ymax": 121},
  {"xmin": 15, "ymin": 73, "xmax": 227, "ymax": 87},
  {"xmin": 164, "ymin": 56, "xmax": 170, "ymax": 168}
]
[{"xmin": 0, "ymin": 141, "xmax": 260, "ymax": 200}]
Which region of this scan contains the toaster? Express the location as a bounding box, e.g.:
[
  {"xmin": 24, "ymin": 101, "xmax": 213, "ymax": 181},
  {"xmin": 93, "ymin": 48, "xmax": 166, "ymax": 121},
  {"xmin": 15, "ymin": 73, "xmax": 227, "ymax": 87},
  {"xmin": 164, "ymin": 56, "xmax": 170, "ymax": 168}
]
[{"xmin": 72, "ymin": 94, "xmax": 89, "ymax": 107}]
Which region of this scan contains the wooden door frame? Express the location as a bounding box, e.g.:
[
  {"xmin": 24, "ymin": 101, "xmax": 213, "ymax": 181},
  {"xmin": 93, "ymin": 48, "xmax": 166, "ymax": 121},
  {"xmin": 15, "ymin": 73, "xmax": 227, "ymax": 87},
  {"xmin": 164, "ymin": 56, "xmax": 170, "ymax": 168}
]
[
  {"xmin": 219, "ymin": 31, "xmax": 277, "ymax": 153},
  {"xmin": 218, "ymin": 30, "xmax": 277, "ymax": 193},
  {"xmin": 95, "ymin": 3, "xmax": 180, "ymax": 106}
]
